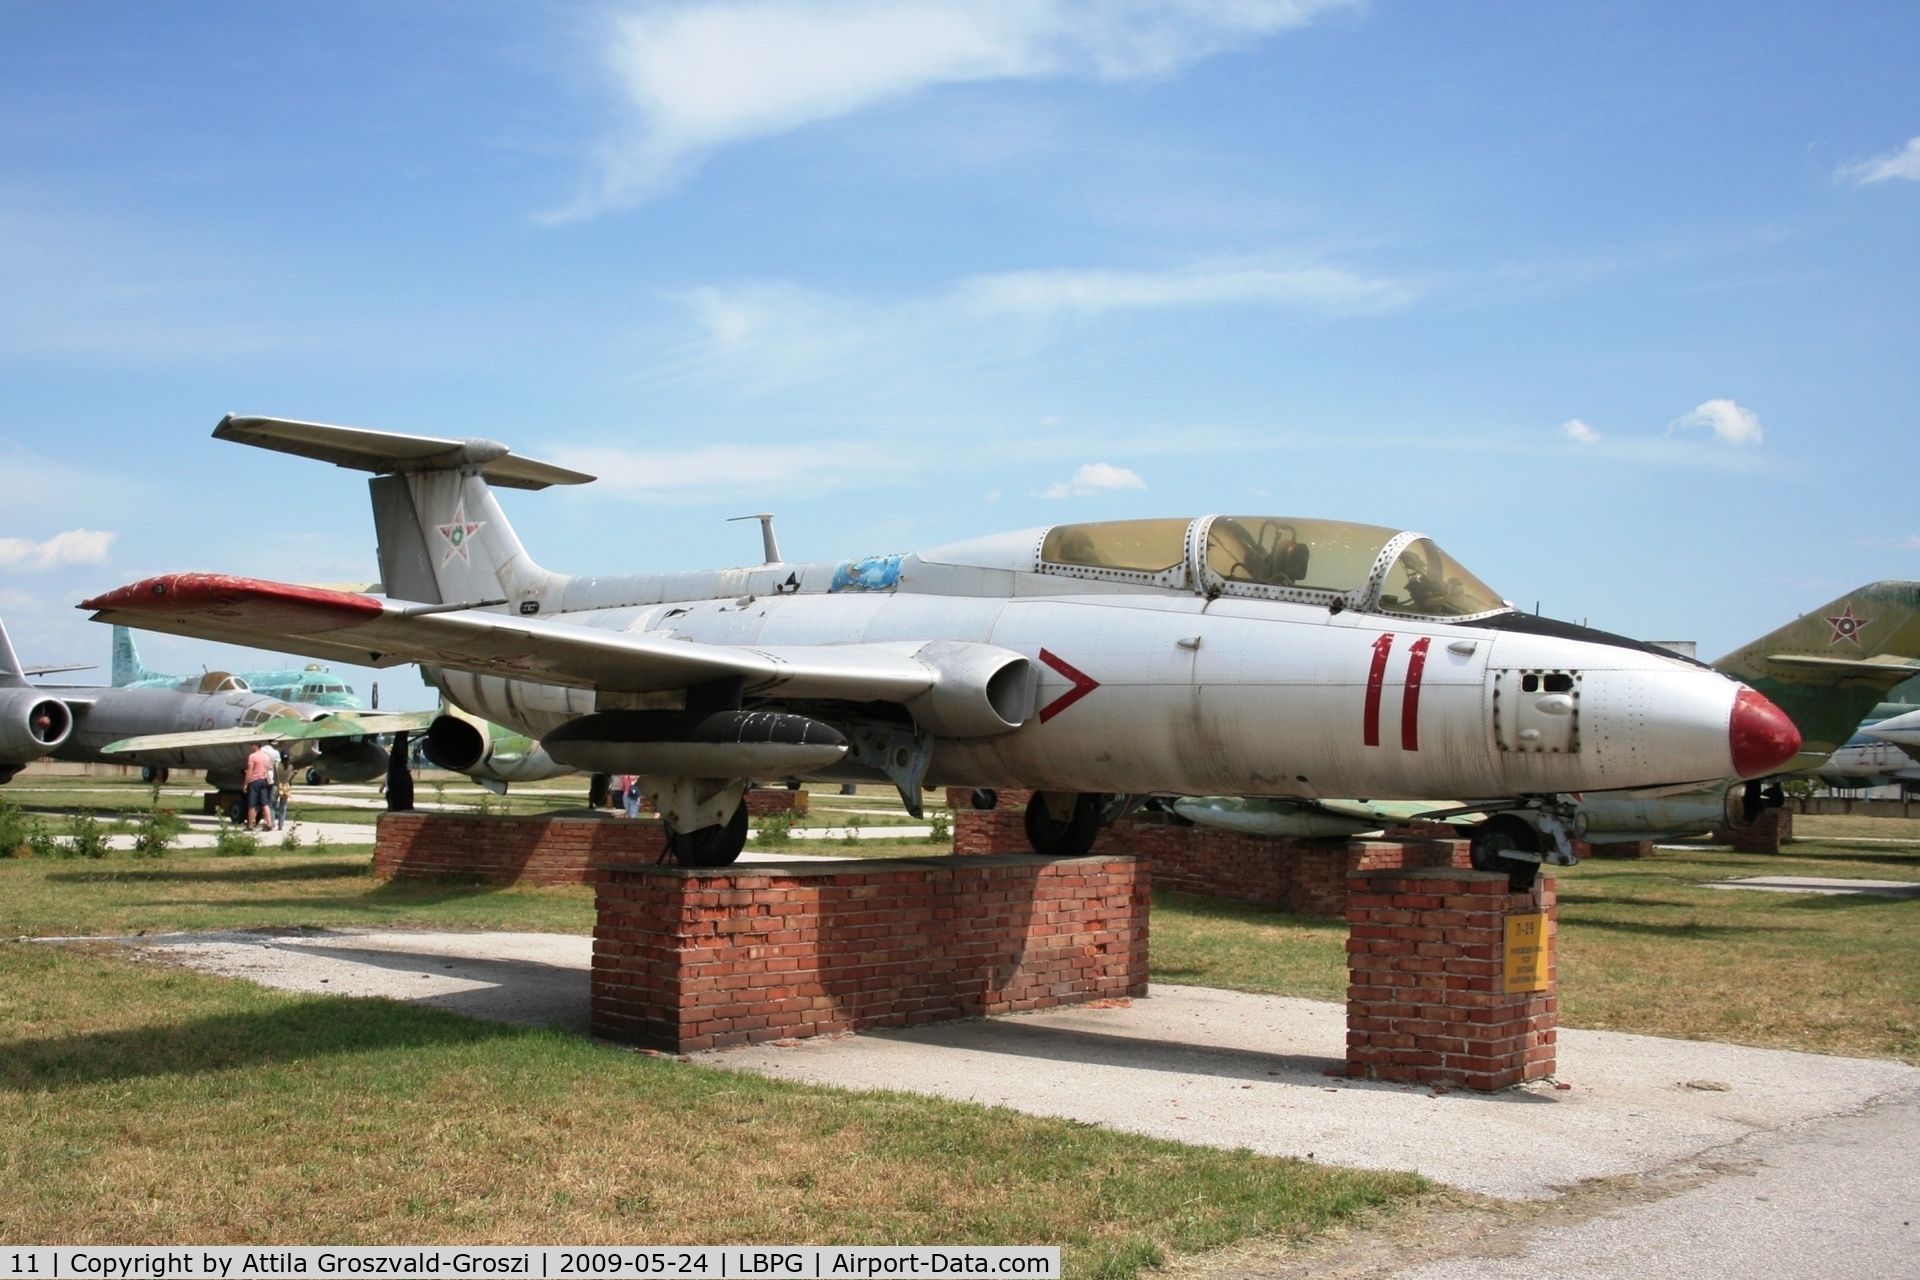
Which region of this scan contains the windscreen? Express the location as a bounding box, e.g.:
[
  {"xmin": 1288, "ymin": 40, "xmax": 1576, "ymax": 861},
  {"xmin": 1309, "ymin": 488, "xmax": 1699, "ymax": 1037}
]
[
  {"xmin": 1376, "ymin": 538, "xmax": 1506, "ymax": 617},
  {"xmin": 1205, "ymin": 517, "xmax": 1397, "ymax": 592},
  {"xmin": 1041, "ymin": 518, "xmax": 1193, "ymax": 573}
]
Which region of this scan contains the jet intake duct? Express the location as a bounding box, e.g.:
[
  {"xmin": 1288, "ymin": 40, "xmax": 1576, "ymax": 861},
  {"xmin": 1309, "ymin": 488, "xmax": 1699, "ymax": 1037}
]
[
  {"xmin": 0, "ymin": 691, "xmax": 72, "ymax": 761},
  {"xmin": 906, "ymin": 642, "xmax": 1037, "ymax": 739},
  {"xmin": 542, "ymin": 710, "xmax": 847, "ymax": 777},
  {"xmin": 422, "ymin": 714, "xmax": 488, "ymax": 773}
]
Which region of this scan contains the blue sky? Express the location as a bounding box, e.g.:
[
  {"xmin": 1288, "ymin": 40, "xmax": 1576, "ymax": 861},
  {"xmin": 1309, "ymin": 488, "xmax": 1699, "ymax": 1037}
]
[{"xmin": 3, "ymin": 0, "xmax": 1917, "ymax": 708}]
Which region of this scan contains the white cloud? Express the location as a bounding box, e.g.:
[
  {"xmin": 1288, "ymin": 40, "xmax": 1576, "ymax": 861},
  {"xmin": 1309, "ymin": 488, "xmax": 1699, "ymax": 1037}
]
[
  {"xmin": 1841, "ymin": 136, "xmax": 1920, "ymax": 185},
  {"xmin": 1668, "ymin": 398, "xmax": 1763, "ymax": 446},
  {"xmin": 956, "ymin": 262, "xmax": 1414, "ymax": 316},
  {"xmin": 0, "ymin": 528, "xmax": 115, "ymax": 571},
  {"xmin": 561, "ymin": 0, "xmax": 1352, "ymax": 215},
  {"xmin": 1857, "ymin": 534, "xmax": 1920, "ymax": 551},
  {"xmin": 1043, "ymin": 461, "xmax": 1147, "ymax": 498},
  {"xmin": 1561, "ymin": 419, "xmax": 1600, "ymax": 444}
]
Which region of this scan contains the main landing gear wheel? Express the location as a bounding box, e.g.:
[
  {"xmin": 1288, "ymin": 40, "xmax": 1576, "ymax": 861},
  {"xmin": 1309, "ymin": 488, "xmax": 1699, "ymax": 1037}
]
[
  {"xmin": 665, "ymin": 803, "xmax": 749, "ymax": 868},
  {"xmin": 1024, "ymin": 792, "xmax": 1104, "ymax": 857},
  {"xmin": 1470, "ymin": 815, "xmax": 1542, "ymax": 892}
]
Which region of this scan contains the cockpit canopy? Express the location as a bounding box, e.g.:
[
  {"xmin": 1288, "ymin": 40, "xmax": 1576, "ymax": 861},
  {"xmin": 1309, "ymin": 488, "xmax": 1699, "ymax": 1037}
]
[{"xmin": 1036, "ymin": 515, "xmax": 1508, "ymax": 620}]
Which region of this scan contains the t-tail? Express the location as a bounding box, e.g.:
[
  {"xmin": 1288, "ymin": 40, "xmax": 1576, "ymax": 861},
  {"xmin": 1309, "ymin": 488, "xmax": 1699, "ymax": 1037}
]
[
  {"xmin": 211, "ymin": 415, "xmax": 593, "ymax": 611},
  {"xmin": 1711, "ymin": 580, "xmax": 1920, "ymax": 764}
]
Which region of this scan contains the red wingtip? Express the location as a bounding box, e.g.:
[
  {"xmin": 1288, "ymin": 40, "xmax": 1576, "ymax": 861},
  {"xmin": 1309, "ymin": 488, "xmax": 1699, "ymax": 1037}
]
[
  {"xmin": 81, "ymin": 574, "xmax": 383, "ymax": 632},
  {"xmin": 1729, "ymin": 687, "xmax": 1801, "ymax": 778}
]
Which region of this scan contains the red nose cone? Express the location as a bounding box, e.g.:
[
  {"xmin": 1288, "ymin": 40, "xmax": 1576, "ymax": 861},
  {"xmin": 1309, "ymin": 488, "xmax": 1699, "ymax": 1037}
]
[{"xmin": 1729, "ymin": 687, "xmax": 1801, "ymax": 777}]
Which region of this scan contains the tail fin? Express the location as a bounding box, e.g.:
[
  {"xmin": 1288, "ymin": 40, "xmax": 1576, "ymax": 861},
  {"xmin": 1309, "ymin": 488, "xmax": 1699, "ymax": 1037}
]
[
  {"xmin": 1713, "ymin": 581, "xmax": 1920, "ymax": 756},
  {"xmin": 212, "ymin": 415, "xmax": 593, "ymax": 610},
  {"xmin": 111, "ymin": 626, "xmax": 158, "ymax": 686},
  {"xmin": 0, "ymin": 617, "xmax": 25, "ymax": 689}
]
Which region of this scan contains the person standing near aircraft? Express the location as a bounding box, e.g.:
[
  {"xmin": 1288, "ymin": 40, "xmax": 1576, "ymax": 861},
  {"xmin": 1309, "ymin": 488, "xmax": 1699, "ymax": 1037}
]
[
  {"xmin": 620, "ymin": 774, "xmax": 643, "ymax": 818},
  {"xmin": 273, "ymin": 748, "xmax": 295, "ymax": 830},
  {"xmin": 243, "ymin": 741, "xmax": 276, "ymax": 831}
]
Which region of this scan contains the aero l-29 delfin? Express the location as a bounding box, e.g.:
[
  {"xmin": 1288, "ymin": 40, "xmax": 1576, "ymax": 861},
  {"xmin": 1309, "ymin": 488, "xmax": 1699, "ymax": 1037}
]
[{"xmin": 82, "ymin": 416, "xmax": 1802, "ymax": 877}]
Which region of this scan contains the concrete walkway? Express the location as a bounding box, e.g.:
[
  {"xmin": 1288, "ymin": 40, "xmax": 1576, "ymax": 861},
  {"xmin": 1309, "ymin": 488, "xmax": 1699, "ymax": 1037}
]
[{"xmin": 115, "ymin": 929, "xmax": 1918, "ymax": 1214}]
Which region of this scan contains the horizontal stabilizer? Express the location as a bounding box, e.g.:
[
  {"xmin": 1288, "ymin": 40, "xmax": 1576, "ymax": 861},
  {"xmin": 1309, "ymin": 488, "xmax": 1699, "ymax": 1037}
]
[
  {"xmin": 1765, "ymin": 654, "xmax": 1920, "ymax": 681},
  {"xmin": 22, "ymin": 663, "xmax": 94, "ymax": 677},
  {"xmin": 102, "ymin": 709, "xmax": 439, "ymax": 756},
  {"xmin": 81, "ymin": 573, "xmax": 942, "ymax": 704},
  {"xmin": 213, "ymin": 415, "xmax": 595, "ymax": 490}
]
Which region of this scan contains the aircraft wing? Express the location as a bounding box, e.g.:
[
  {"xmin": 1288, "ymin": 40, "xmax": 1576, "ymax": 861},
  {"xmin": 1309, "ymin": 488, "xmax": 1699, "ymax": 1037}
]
[
  {"xmin": 81, "ymin": 573, "xmax": 938, "ymax": 702},
  {"xmin": 101, "ymin": 710, "xmax": 440, "ymax": 757},
  {"xmin": 22, "ymin": 663, "xmax": 94, "ymax": 677}
]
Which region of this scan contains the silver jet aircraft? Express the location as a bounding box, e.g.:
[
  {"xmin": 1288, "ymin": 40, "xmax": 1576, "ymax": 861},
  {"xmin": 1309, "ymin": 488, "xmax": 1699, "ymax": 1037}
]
[{"xmin": 81, "ymin": 416, "xmax": 1802, "ymax": 873}]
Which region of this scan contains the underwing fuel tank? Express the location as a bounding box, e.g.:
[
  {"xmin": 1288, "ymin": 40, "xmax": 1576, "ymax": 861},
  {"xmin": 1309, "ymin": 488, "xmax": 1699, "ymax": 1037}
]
[{"xmin": 540, "ymin": 710, "xmax": 847, "ymax": 777}]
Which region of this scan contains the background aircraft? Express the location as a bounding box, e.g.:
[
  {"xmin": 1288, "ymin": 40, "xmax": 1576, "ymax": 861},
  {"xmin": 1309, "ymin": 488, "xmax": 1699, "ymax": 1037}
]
[
  {"xmin": 0, "ymin": 615, "xmax": 335, "ymax": 790},
  {"xmin": 82, "ymin": 416, "xmax": 1800, "ymax": 876},
  {"xmin": 112, "ymin": 626, "xmax": 364, "ymax": 709}
]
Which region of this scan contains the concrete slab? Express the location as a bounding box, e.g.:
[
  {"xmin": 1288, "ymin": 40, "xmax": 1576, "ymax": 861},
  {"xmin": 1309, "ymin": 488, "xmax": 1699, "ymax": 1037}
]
[
  {"xmin": 103, "ymin": 928, "xmax": 1919, "ymax": 1206},
  {"xmin": 102, "ymin": 816, "xmax": 377, "ymax": 852},
  {"xmin": 1707, "ymin": 875, "xmax": 1920, "ymax": 898},
  {"xmin": 698, "ymin": 984, "xmax": 1918, "ymax": 1201},
  {"xmin": 131, "ymin": 929, "xmax": 593, "ymax": 1031}
]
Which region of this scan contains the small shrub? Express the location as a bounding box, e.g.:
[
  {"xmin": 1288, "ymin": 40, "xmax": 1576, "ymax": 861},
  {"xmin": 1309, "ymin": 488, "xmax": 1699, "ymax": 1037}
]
[
  {"xmin": 66, "ymin": 809, "xmax": 111, "ymax": 860},
  {"xmin": 313, "ymin": 831, "xmax": 330, "ymax": 853},
  {"xmin": 25, "ymin": 817, "xmax": 60, "ymax": 860},
  {"xmin": 280, "ymin": 827, "xmax": 302, "ymax": 851},
  {"xmin": 842, "ymin": 812, "xmax": 863, "ymax": 845},
  {"xmin": 756, "ymin": 812, "xmax": 792, "ymax": 845},
  {"xmin": 129, "ymin": 807, "xmax": 189, "ymax": 859},
  {"xmin": 213, "ymin": 820, "xmax": 259, "ymax": 857},
  {"xmin": 928, "ymin": 809, "xmax": 951, "ymax": 842},
  {"xmin": 0, "ymin": 797, "xmax": 29, "ymax": 857}
]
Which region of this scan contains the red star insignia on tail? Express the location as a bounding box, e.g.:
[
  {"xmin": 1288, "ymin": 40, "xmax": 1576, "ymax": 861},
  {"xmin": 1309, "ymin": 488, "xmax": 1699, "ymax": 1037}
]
[
  {"xmin": 1825, "ymin": 602, "xmax": 1869, "ymax": 647},
  {"xmin": 436, "ymin": 500, "xmax": 485, "ymax": 566}
]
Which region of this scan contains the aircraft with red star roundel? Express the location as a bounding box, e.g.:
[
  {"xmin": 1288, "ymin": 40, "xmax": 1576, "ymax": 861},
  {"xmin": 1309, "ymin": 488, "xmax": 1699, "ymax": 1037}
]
[{"xmin": 81, "ymin": 415, "xmax": 1802, "ymax": 878}]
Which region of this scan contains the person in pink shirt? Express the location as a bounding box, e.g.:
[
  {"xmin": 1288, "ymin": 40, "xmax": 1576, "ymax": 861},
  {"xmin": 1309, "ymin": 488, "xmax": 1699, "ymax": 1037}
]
[{"xmin": 244, "ymin": 743, "xmax": 276, "ymax": 831}]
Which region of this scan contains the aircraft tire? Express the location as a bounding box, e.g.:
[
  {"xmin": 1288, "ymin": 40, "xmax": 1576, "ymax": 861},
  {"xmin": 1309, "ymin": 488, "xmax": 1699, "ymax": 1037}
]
[
  {"xmin": 1470, "ymin": 815, "xmax": 1541, "ymax": 892},
  {"xmin": 666, "ymin": 803, "xmax": 749, "ymax": 868},
  {"xmin": 1023, "ymin": 792, "xmax": 1103, "ymax": 857}
]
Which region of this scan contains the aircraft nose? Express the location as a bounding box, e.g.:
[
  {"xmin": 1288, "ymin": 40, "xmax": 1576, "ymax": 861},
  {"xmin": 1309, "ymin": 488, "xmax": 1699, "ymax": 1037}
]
[{"xmin": 1729, "ymin": 687, "xmax": 1800, "ymax": 777}]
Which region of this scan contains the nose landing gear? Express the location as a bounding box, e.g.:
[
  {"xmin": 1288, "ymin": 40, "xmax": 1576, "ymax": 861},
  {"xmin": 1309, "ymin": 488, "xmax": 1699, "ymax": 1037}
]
[{"xmin": 1469, "ymin": 815, "xmax": 1543, "ymax": 892}]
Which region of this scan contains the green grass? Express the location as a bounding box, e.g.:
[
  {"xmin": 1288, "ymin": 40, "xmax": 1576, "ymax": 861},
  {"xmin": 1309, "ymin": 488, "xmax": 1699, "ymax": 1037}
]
[
  {"xmin": 0, "ymin": 940, "xmax": 1419, "ymax": 1263},
  {"xmin": 0, "ymin": 851, "xmax": 599, "ymax": 938},
  {"xmin": 1149, "ymin": 826, "xmax": 1920, "ymax": 1062}
]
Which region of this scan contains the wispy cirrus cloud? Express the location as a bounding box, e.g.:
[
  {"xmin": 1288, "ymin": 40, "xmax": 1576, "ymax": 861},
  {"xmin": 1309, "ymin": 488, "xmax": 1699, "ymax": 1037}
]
[
  {"xmin": 556, "ymin": 0, "xmax": 1355, "ymax": 217},
  {"xmin": 547, "ymin": 440, "xmax": 915, "ymax": 504},
  {"xmin": 956, "ymin": 262, "xmax": 1415, "ymax": 317},
  {"xmin": 0, "ymin": 528, "xmax": 115, "ymax": 571},
  {"xmin": 1561, "ymin": 418, "xmax": 1600, "ymax": 444},
  {"xmin": 1042, "ymin": 461, "xmax": 1147, "ymax": 498},
  {"xmin": 1839, "ymin": 136, "xmax": 1920, "ymax": 185}
]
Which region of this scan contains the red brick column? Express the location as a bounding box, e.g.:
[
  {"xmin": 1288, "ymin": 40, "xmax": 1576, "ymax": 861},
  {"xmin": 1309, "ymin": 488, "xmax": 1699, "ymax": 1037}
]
[
  {"xmin": 1579, "ymin": 839, "xmax": 1653, "ymax": 859},
  {"xmin": 593, "ymin": 854, "xmax": 1149, "ymax": 1051},
  {"xmin": 375, "ymin": 812, "xmax": 666, "ymax": 884},
  {"xmin": 1346, "ymin": 867, "xmax": 1557, "ymax": 1091},
  {"xmin": 1711, "ymin": 808, "xmax": 1792, "ymax": 853}
]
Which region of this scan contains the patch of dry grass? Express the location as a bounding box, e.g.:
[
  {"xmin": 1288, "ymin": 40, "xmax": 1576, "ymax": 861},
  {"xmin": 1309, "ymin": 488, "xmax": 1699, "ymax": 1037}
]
[{"xmin": 0, "ymin": 944, "xmax": 1418, "ymax": 1272}]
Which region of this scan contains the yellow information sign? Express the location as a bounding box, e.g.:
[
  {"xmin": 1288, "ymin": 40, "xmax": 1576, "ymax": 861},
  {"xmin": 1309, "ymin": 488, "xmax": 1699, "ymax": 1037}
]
[{"xmin": 1503, "ymin": 912, "xmax": 1550, "ymax": 994}]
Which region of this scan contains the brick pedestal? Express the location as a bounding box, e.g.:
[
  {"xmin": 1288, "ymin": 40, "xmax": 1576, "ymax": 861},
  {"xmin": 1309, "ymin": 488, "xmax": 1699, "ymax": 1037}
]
[
  {"xmin": 1712, "ymin": 808, "xmax": 1792, "ymax": 853},
  {"xmin": 593, "ymin": 854, "xmax": 1148, "ymax": 1051},
  {"xmin": 375, "ymin": 811, "xmax": 666, "ymax": 884},
  {"xmin": 1579, "ymin": 839, "xmax": 1653, "ymax": 859},
  {"xmin": 1346, "ymin": 867, "xmax": 1556, "ymax": 1091},
  {"xmin": 950, "ymin": 800, "xmax": 1467, "ymax": 917}
]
